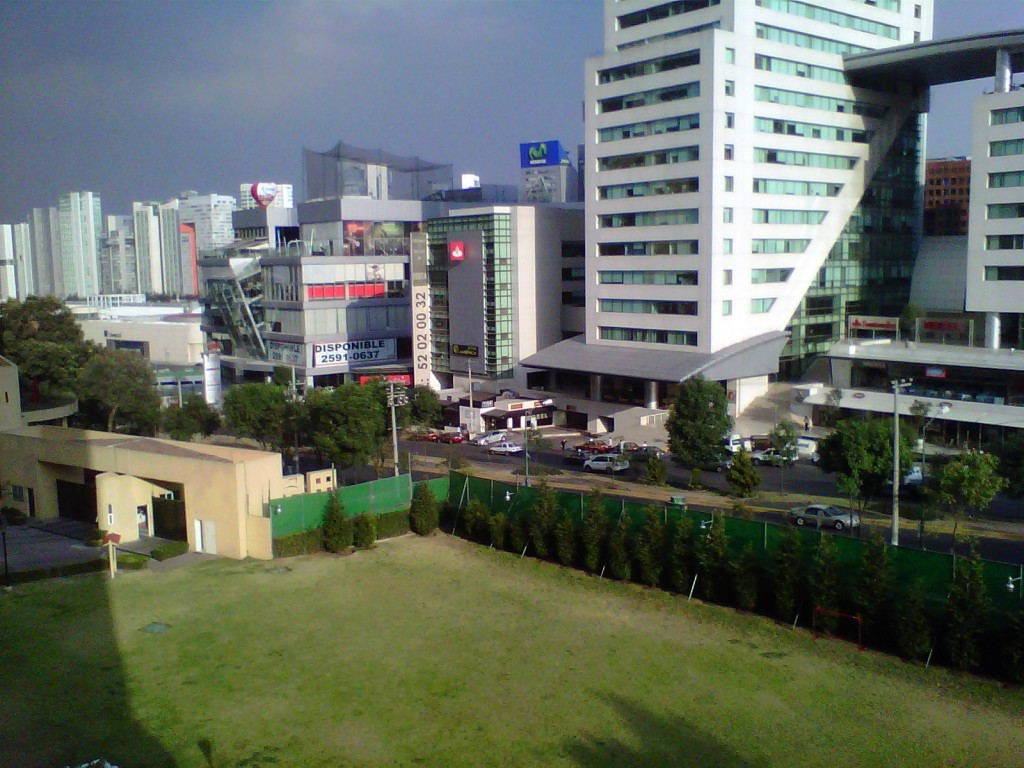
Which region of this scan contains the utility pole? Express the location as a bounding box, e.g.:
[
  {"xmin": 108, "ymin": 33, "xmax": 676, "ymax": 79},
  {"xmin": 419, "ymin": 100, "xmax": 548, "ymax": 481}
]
[
  {"xmin": 891, "ymin": 378, "xmax": 912, "ymax": 546},
  {"xmin": 387, "ymin": 382, "xmax": 409, "ymax": 477}
]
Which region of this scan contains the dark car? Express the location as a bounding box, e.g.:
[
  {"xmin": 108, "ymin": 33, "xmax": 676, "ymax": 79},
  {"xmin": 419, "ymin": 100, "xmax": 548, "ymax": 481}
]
[
  {"xmin": 564, "ymin": 448, "xmax": 597, "ymax": 466},
  {"xmin": 701, "ymin": 456, "xmax": 733, "ymax": 473},
  {"xmin": 630, "ymin": 445, "xmax": 666, "ymax": 461}
]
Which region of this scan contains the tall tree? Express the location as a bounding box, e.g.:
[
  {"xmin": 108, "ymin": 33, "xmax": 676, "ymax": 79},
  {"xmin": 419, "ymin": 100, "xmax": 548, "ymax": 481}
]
[
  {"xmin": 528, "ymin": 480, "xmax": 558, "ymax": 559},
  {"xmin": 944, "ymin": 546, "xmax": 990, "ymax": 671},
  {"xmin": 162, "ymin": 394, "xmax": 220, "ymax": 441},
  {"xmin": 1, "ymin": 296, "xmax": 92, "ymax": 393},
  {"xmin": 935, "ymin": 449, "xmax": 1006, "ymax": 547},
  {"xmin": 77, "ymin": 348, "xmax": 161, "ymax": 434},
  {"xmin": 726, "ymin": 449, "xmax": 761, "ymax": 498},
  {"xmin": 853, "ymin": 534, "xmax": 892, "ymax": 646},
  {"xmin": 408, "ymin": 385, "xmax": 442, "ymax": 428},
  {"xmin": 810, "ymin": 534, "xmax": 840, "ymax": 633},
  {"xmin": 995, "ymin": 433, "xmax": 1024, "ymax": 498},
  {"xmin": 308, "ymin": 383, "xmax": 388, "ymax": 470},
  {"xmin": 221, "ymin": 383, "xmax": 289, "ymax": 449},
  {"xmin": 665, "ymin": 374, "xmax": 732, "ymax": 467},
  {"xmin": 818, "ymin": 417, "xmax": 912, "ymax": 514}
]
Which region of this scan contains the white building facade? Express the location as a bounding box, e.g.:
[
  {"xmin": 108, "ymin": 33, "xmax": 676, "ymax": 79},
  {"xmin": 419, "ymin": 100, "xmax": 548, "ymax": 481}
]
[
  {"xmin": 57, "ymin": 191, "xmax": 103, "ymax": 298},
  {"xmin": 238, "ymin": 183, "xmax": 295, "ymax": 210}
]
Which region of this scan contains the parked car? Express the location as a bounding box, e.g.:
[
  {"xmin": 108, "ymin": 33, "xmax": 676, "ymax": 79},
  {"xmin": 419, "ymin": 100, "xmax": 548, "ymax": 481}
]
[
  {"xmin": 583, "ymin": 454, "xmax": 630, "ymax": 474},
  {"xmin": 407, "ymin": 430, "xmax": 440, "ymax": 442},
  {"xmin": 577, "ymin": 439, "xmax": 617, "ymax": 454},
  {"xmin": 722, "ymin": 433, "xmax": 750, "ymax": 454},
  {"xmin": 564, "ymin": 448, "xmax": 597, "ymax": 466},
  {"xmin": 488, "ymin": 441, "xmax": 524, "ymax": 456},
  {"xmin": 630, "ymin": 445, "xmax": 666, "ymax": 461},
  {"xmin": 474, "ymin": 430, "xmax": 508, "ymax": 446},
  {"xmin": 796, "ymin": 436, "xmax": 819, "ymax": 462},
  {"xmin": 437, "ymin": 432, "xmax": 465, "ymax": 444},
  {"xmin": 788, "ymin": 503, "xmax": 860, "ymax": 531},
  {"xmin": 701, "ymin": 455, "xmax": 733, "ymax": 473},
  {"xmin": 751, "ymin": 447, "xmax": 796, "ymax": 467}
]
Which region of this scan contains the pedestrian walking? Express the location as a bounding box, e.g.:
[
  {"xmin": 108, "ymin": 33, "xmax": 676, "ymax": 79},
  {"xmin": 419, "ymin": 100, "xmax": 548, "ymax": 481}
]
[
  {"xmin": 561, "ymin": 438, "xmax": 567, "ymax": 451},
  {"xmin": 804, "ymin": 417, "xmax": 811, "ymax": 433}
]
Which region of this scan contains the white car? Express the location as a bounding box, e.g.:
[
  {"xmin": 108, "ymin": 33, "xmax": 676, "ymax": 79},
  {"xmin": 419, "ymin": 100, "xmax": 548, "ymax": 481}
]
[
  {"xmin": 488, "ymin": 441, "xmax": 524, "ymax": 455},
  {"xmin": 796, "ymin": 436, "xmax": 819, "ymax": 462},
  {"xmin": 583, "ymin": 454, "xmax": 630, "ymax": 474},
  {"xmin": 474, "ymin": 430, "xmax": 508, "ymax": 446}
]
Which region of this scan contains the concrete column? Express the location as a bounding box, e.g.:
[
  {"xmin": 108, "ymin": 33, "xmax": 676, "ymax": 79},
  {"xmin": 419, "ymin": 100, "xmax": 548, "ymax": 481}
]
[
  {"xmin": 645, "ymin": 380, "xmax": 658, "ymax": 409},
  {"xmin": 996, "ymin": 49, "xmax": 1012, "ymax": 93},
  {"xmin": 986, "ymin": 312, "xmax": 1001, "ymax": 350},
  {"xmin": 590, "ymin": 373, "xmax": 602, "ymax": 400}
]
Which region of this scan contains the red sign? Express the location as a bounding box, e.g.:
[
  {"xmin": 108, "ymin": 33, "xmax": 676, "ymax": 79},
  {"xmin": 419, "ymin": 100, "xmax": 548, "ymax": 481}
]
[
  {"xmin": 849, "ymin": 315, "xmax": 898, "ymax": 332},
  {"xmin": 103, "ymin": 533, "xmax": 122, "ymax": 545},
  {"xmin": 358, "ymin": 374, "xmax": 413, "ymax": 386},
  {"xmin": 449, "ymin": 241, "xmax": 465, "ymax": 261}
]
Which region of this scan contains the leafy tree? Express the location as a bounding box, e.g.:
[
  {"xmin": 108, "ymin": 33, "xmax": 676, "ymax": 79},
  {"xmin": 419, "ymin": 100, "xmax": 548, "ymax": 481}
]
[
  {"xmin": 640, "ymin": 455, "xmax": 666, "ymax": 486},
  {"xmin": 853, "ymin": 534, "xmax": 892, "ymax": 646},
  {"xmin": 632, "ymin": 506, "xmax": 666, "ymax": 587},
  {"xmin": 0, "ymin": 296, "xmax": 92, "ymax": 393},
  {"xmin": 667, "ymin": 517, "xmax": 695, "ymax": 593},
  {"xmin": 528, "ymin": 480, "xmax": 558, "ymax": 558},
  {"xmin": 409, "ymin": 482, "xmax": 438, "ymax": 535},
  {"xmin": 488, "ymin": 513, "xmax": 508, "ymax": 549},
  {"xmin": 769, "ymin": 419, "xmax": 799, "ymax": 463},
  {"xmin": 352, "ymin": 513, "xmax": 377, "ymax": 549},
  {"xmin": 579, "ymin": 490, "xmax": 607, "ymax": 573},
  {"xmin": 726, "ymin": 449, "xmax": 760, "ymax": 498},
  {"xmin": 899, "ymin": 302, "xmax": 925, "ymax": 338},
  {"xmin": 944, "ymin": 546, "xmax": 990, "ymax": 671},
  {"xmin": 818, "ymin": 417, "xmax": 912, "ymax": 514},
  {"xmin": 306, "ymin": 383, "xmax": 387, "ymax": 470},
  {"xmin": 810, "ymin": 534, "xmax": 840, "ymax": 634},
  {"xmin": 13, "ymin": 339, "xmax": 83, "ymax": 394},
  {"xmin": 935, "ymin": 450, "xmax": 1007, "ymax": 546},
  {"xmin": 506, "ymin": 513, "xmax": 528, "ymax": 554},
  {"xmin": 733, "ymin": 544, "xmax": 760, "ymax": 612},
  {"xmin": 697, "ymin": 513, "xmax": 731, "ymax": 604},
  {"xmin": 271, "ymin": 366, "xmax": 295, "ymax": 388},
  {"xmin": 222, "ymin": 383, "xmax": 288, "ymax": 449},
  {"xmin": 408, "ymin": 385, "xmax": 442, "ymax": 428},
  {"xmin": 896, "ymin": 580, "xmax": 932, "ymax": 662},
  {"xmin": 665, "ymin": 374, "xmax": 732, "ymax": 467},
  {"xmin": 322, "ymin": 493, "xmax": 353, "ymax": 552},
  {"xmin": 460, "ymin": 499, "xmax": 488, "ymax": 542},
  {"xmin": 553, "ymin": 510, "xmax": 576, "ymax": 566},
  {"xmin": 772, "ymin": 527, "xmax": 804, "ymax": 622},
  {"xmin": 606, "ymin": 515, "xmax": 632, "ymax": 581},
  {"xmin": 162, "ymin": 394, "xmax": 220, "ymax": 441},
  {"xmin": 996, "ymin": 433, "xmax": 1024, "ymax": 498},
  {"xmin": 77, "ymin": 348, "xmax": 161, "ymax": 434}
]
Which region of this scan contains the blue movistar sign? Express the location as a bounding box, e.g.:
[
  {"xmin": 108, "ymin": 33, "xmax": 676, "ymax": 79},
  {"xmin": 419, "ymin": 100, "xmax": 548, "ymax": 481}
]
[{"xmin": 520, "ymin": 140, "xmax": 569, "ymax": 168}]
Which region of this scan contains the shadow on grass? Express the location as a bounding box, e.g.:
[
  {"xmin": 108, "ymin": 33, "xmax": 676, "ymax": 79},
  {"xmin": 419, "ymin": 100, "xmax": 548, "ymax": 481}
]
[
  {"xmin": 0, "ymin": 573, "xmax": 177, "ymax": 768},
  {"xmin": 567, "ymin": 693, "xmax": 767, "ymax": 768}
]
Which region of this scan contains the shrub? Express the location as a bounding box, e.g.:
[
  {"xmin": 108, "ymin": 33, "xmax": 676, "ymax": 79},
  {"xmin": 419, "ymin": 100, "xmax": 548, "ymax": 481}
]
[
  {"xmin": 632, "ymin": 506, "xmax": 665, "ymax": 587},
  {"xmin": 152, "ymin": 540, "xmax": 189, "ymax": 561},
  {"xmin": 273, "ymin": 529, "xmax": 325, "ymax": 558},
  {"xmin": 460, "ymin": 500, "xmax": 489, "ymax": 543},
  {"xmin": 87, "ymin": 529, "xmax": 108, "ymax": 548},
  {"xmin": 641, "ymin": 456, "xmax": 666, "ymax": 486},
  {"xmin": 772, "ymin": 527, "xmax": 804, "ymax": 622},
  {"xmin": 697, "ymin": 513, "xmax": 732, "ymax": 604},
  {"xmin": 1002, "ymin": 609, "xmax": 1024, "ymax": 684},
  {"xmin": 896, "ymin": 580, "xmax": 933, "ymax": 662},
  {"xmin": 810, "ymin": 534, "xmax": 841, "ymax": 634},
  {"xmin": 733, "ymin": 544, "xmax": 760, "ymax": 612},
  {"xmin": 322, "ymin": 494, "xmax": 353, "ymax": 553},
  {"xmin": 409, "ymin": 483, "xmax": 439, "ymax": 535},
  {"xmin": 606, "ymin": 515, "xmax": 632, "ymax": 581},
  {"xmin": 352, "ymin": 514, "xmax": 377, "ymax": 549},
  {"xmin": 553, "ymin": 511, "xmax": 576, "ymax": 566},
  {"xmin": 117, "ymin": 552, "xmax": 151, "ymax": 571},
  {"xmin": 944, "ymin": 547, "xmax": 990, "ymax": 671},
  {"xmin": 375, "ymin": 510, "xmax": 410, "ymax": 539},
  {"xmin": 853, "ymin": 534, "xmax": 892, "ymax": 646},
  {"xmin": 579, "ymin": 490, "xmax": 607, "ymax": 573},
  {"xmin": 727, "ymin": 450, "xmax": 760, "ymax": 498},
  {"xmin": 687, "ymin": 467, "xmax": 703, "ymax": 490},
  {"xmin": 506, "ymin": 513, "xmax": 528, "ymax": 554},
  {"xmin": 0, "ymin": 505, "xmax": 26, "ymax": 525},
  {"xmin": 667, "ymin": 517, "xmax": 695, "ymax": 593},
  {"xmin": 528, "ymin": 481, "xmax": 558, "ymax": 559},
  {"xmin": 488, "ymin": 513, "xmax": 508, "ymax": 549}
]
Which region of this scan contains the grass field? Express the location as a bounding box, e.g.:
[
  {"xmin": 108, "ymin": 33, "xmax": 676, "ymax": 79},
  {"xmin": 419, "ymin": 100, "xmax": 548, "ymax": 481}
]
[{"xmin": 3, "ymin": 535, "xmax": 1022, "ymax": 768}]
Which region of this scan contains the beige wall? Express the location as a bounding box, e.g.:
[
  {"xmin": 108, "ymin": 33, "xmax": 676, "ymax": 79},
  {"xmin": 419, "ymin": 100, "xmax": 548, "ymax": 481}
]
[
  {"xmin": 96, "ymin": 473, "xmax": 162, "ymax": 542},
  {"xmin": 78, "ymin": 318, "xmax": 204, "ymax": 364},
  {"xmin": 0, "ymin": 426, "xmax": 286, "ymax": 560}
]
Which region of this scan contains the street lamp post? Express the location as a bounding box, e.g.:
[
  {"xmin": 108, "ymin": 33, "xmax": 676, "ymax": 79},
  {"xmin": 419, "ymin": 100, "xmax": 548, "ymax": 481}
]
[
  {"xmin": 918, "ymin": 402, "xmax": 950, "ymax": 548},
  {"xmin": 891, "ymin": 378, "xmax": 912, "ymax": 547},
  {"xmin": 387, "ymin": 383, "xmax": 409, "ymax": 478}
]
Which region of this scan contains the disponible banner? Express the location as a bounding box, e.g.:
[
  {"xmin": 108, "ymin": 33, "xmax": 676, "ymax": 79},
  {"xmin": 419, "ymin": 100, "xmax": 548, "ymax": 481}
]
[{"xmin": 311, "ymin": 338, "xmax": 397, "ymax": 368}]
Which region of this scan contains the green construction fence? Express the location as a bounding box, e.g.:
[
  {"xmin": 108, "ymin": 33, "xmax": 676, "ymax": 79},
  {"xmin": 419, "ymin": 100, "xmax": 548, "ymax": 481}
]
[{"xmin": 269, "ymin": 474, "xmax": 450, "ymax": 539}]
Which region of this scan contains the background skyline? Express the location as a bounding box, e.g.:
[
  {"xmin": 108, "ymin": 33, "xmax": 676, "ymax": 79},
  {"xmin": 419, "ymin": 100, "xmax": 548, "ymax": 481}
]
[{"xmin": 1, "ymin": 0, "xmax": 1023, "ymax": 223}]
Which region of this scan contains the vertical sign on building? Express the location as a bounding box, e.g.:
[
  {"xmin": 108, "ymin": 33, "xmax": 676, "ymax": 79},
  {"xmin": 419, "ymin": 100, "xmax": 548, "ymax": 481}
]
[{"xmin": 410, "ymin": 232, "xmax": 431, "ymax": 388}]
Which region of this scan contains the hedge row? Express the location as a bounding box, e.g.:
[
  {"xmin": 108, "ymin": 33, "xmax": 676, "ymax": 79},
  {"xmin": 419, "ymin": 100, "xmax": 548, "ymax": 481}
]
[
  {"xmin": 273, "ymin": 508, "xmax": 412, "ymax": 558},
  {"xmin": 152, "ymin": 541, "xmax": 190, "ymax": 561},
  {"xmin": 441, "ymin": 490, "xmax": 1024, "ymax": 684}
]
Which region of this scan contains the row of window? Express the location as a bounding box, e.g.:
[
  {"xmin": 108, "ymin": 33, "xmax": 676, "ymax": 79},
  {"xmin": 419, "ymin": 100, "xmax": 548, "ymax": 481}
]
[
  {"xmin": 985, "ymin": 266, "xmax": 1024, "ymax": 281},
  {"xmin": 755, "ymin": 147, "xmax": 858, "ymax": 169},
  {"xmin": 754, "ymin": 116, "xmax": 870, "ymax": 143},
  {"xmin": 753, "ymin": 238, "xmax": 810, "ymax": 254},
  {"xmin": 991, "ymin": 107, "xmax": 1024, "ymax": 126},
  {"xmin": 988, "ymin": 203, "xmax": 1024, "ymax": 220},
  {"xmin": 599, "ymin": 209, "xmax": 700, "ymax": 228},
  {"xmin": 600, "ymin": 326, "xmax": 698, "ymax": 347},
  {"xmin": 753, "ymin": 209, "xmax": 827, "ymax": 224},
  {"xmin": 990, "ymin": 171, "xmax": 1024, "ymax": 189},
  {"xmin": 618, "ymin": 20, "xmax": 722, "ymax": 51},
  {"xmin": 599, "ymin": 177, "xmax": 699, "ymax": 199},
  {"xmin": 991, "ymin": 138, "xmax": 1024, "ymax": 157},
  {"xmin": 755, "ymin": 23, "xmax": 869, "ymax": 55},
  {"xmin": 598, "ymin": 50, "xmax": 700, "ymax": 84},
  {"xmin": 599, "ymin": 298, "xmax": 699, "ymax": 316},
  {"xmin": 753, "ymin": 178, "xmax": 843, "ymax": 196},
  {"xmin": 617, "ymin": 0, "xmax": 720, "ymax": 30},
  {"xmin": 985, "ymin": 234, "xmax": 1024, "ymax": 251},
  {"xmin": 755, "ymin": 85, "xmax": 886, "ymax": 118},
  {"xmin": 754, "ymin": 53, "xmax": 846, "ymax": 85},
  {"xmin": 598, "ymin": 113, "xmax": 700, "ymax": 143},
  {"xmin": 599, "ymin": 270, "xmax": 698, "ymax": 286},
  {"xmin": 598, "ymin": 240, "xmax": 699, "ymax": 257},
  {"xmin": 598, "ymin": 145, "xmax": 700, "ymax": 171},
  {"xmin": 751, "ymin": 268, "xmax": 793, "ymax": 284},
  {"xmin": 755, "ymin": 0, "xmax": 899, "ymax": 39},
  {"xmin": 600, "ymin": 81, "xmax": 700, "ymax": 114}
]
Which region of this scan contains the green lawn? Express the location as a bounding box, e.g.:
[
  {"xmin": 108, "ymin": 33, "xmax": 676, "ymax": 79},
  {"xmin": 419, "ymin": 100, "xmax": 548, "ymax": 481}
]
[{"xmin": 3, "ymin": 535, "xmax": 1022, "ymax": 768}]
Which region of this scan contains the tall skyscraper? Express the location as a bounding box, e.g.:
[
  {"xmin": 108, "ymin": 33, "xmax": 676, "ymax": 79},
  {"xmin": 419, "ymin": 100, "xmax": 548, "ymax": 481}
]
[
  {"xmin": 58, "ymin": 191, "xmax": 102, "ymax": 297},
  {"xmin": 29, "ymin": 206, "xmax": 62, "ymax": 297},
  {"xmin": 0, "ymin": 225, "xmax": 16, "ymax": 301},
  {"xmin": 133, "ymin": 202, "xmax": 163, "ymax": 294},
  {"xmin": 12, "ymin": 222, "xmax": 33, "ymax": 299},
  {"xmin": 99, "ymin": 214, "xmax": 138, "ymax": 294}
]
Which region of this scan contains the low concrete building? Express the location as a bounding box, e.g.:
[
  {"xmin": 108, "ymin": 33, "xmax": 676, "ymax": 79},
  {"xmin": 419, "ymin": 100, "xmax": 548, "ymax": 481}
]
[{"xmin": 0, "ymin": 425, "xmax": 285, "ymax": 559}]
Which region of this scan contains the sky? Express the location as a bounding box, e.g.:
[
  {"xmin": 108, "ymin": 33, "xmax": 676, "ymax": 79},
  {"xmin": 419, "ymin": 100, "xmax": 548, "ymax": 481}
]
[{"xmin": 1, "ymin": 0, "xmax": 1023, "ymax": 223}]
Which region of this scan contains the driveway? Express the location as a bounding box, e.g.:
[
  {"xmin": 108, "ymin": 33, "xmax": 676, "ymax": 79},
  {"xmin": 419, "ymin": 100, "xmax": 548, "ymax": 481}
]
[{"xmin": 2, "ymin": 519, "xmax": 103, "ymax": 574}]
